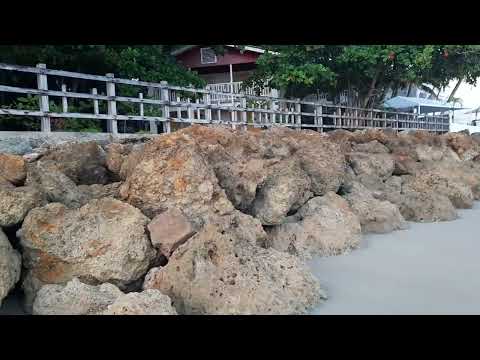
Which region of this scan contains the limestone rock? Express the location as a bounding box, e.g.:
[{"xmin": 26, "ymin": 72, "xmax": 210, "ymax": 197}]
[
  {"xmin": 403, "ymin": 170, "xmax": 474, "ymax": 209},
  {"xmin": 147, "ymin": 208, "xmax": 195, "ymax": 258},
  {"xmin": 397, "ymin": 186, "xmax": 458, "ymax": 223},
  {"xmin": 32, "ymin": 278, "xmax": 177, "ymax": 315},
  {"xmin": 20, "ymin": 198, "xmax": 156, "ymax": 304},
  {"xmin": 0, "ymin": 184, "xmax": 45, "ymax": 227},
  {"xmin": 251, "ymin": 159, "xmax": 312, "ymax": 225},
  {"xmin": 32, "ymin": 278, "xmax": 123, "ymax": 315},
  {"xmin": 143, "ymin": 223, "xmax": 324, "ymax": 315},
  {"xmin": 0, "ymin": 229, "xmax": 21, "ymax": 307},
  {"xmin": 267, "ymin": 192, "xmax": 362, "ymax": 260},
  {"xmin": 343, "ymin": 182, "xmax": 408, "ymax": 234},
  {"xmin": 26, "ymin": 160, "xmax": 88, "ymax": 208},
  {"xmin": 103, "ymin": 289, "xmax": 177, "ymax": 315},
  {"xmin": 348, "ymin": 152, "xmax": 395, "ymax": 180},
  {"xmin": 0, "ymin": 153, "xmax": 26, "ymax": 185},
  {"xmin": 352, "ymin": 140, "xmax": 390, "ymax": 154},
  {"xmin": 41, "ymin": 142, "xmax": 109, "ymax": 185},
  {"xmin": 119, "ymin": 132, "xmax": 234, "ymax": 229}
]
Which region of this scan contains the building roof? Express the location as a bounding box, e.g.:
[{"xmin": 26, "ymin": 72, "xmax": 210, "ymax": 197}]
[
  {"xmin": 383, "ymin": 96, "xmax": 465, "ymax": 113},
  {"xmin": 171, "ymin": 45, "xmax": 277, "ymax": 56}
]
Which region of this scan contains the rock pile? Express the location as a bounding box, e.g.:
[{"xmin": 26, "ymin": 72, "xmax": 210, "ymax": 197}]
[{"xmin": 1, "ymin": 126, "xmax": 479, "ymax": 315}]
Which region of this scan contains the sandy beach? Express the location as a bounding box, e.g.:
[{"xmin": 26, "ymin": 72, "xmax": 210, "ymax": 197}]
[{"xmin": 309, "ymin": 202, "xmax": 480, "ymax": 315}]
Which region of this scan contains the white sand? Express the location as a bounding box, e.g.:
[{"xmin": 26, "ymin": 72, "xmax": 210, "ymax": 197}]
[{"xmin": 309, "ymin": 202, "xmax": 480, "ymax": 315}]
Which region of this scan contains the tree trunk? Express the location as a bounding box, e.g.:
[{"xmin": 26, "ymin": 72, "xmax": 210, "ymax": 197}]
[
  {"xmin": 363, "ymin": 65, "xmax": 382, "ymax": 108},
  {"xmin": 406, "ymin": 82, "xmax": 413, "ymax": 97},
  {"xmin": 448, "ymin": 78, "xmax": 463, "ymax": 102}
]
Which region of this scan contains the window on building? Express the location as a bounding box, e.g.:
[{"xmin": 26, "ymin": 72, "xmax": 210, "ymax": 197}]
[{"xmin": 200, "ymin": 48, "xmax": 217, "ymax": 64}]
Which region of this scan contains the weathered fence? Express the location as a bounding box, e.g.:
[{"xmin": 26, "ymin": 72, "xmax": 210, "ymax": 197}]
[{"xmin": 0, "ymin": 63, "xmax": 450, "ymax": 134}]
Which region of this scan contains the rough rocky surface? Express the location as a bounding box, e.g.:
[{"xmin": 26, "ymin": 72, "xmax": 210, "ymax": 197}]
[
  {"xmin": 19, "ymin": 198, "xmax": 156, "ymax": 307},
  {"xmin": 2, "ymin": 126, "xmax": 480, "ymax": 315},
  {"xmin": 143, "ymin": 223, "xmax": 324, "ymax": 315},
  {"xmin": 32, "ymin": 278, "xmax": 176, "ymax": 315},
  {"xmin": 267, "ymin": 192, "xmax": 362, "ymax": 260},
  {"xmin": 41, "ymin": 142, "xmax": 109, "ymax": 185},
  {"xmin": 0, "ymin": 184, "xmax": 45, "ymax": 227},
  {"xmin": 403, "ymin": 170, "xmax": 474, "ymax": 209},
  {"xmin": 251, "ymin": 159, "xmax": 312, "ymax": 225},
  {"xmin": 147, "ymin": 208, "xmax": 196, "ymax": 258},
  {"xmin": 342, "ymin": 182, "xmax": 409, "ymax": 234},
  {"xmin": 0, "ymin": 229, "xmax": 21, "ymax": 307},
  {"xmin": 0, "ymin": 153, "xmax": 26, "ymax": 185},
  {"xmin": 26, "ymin": 160, "xmax": 88, "ymax": 208},
  {"xmin": 32, "ymin": 278, "xmax": 123, "ymax": 315},
  {"xmin": 103, "ymin": 289, "xmax": 177, "ymax": 315}
]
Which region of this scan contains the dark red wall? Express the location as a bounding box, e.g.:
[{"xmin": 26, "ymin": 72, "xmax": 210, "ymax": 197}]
[{"xmin": 175, "ymin": 47, "xmax": 260, "ymax": 69}]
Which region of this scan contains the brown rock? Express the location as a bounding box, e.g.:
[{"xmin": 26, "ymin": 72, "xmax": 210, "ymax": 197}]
[
  {"xmin": 19, "ymin": 198, "xmax": 156, "ymax": 305},
  {"xmin": 147, "ymin": 208, "xmax": 195, "ymax": 258},
  {"xmin": 41, "ymin": 142, "xmax": 109, "ymax": 185},
  {"xmin": 343, "ymin": 182, "xmax": 408, "ymax": 234},
  {"xmin": 0, "ymin": 185, "xmax": 45, "ymax": 227},
  {"xmin": 0, "ymin": 153, "xmax": 26, "ymax": 185},
  {"xmin": 267, "ymin": 192, "xmax": 362, "ymax": 260},
  {"xmin": 143, "ymin": 223, "xmax": 324, "ymax": 315}
]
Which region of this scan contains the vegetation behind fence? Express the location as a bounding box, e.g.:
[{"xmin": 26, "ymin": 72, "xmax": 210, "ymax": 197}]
[{"xmin": 0, "ymin": 63, "xmax": 450, "ymax": 134}]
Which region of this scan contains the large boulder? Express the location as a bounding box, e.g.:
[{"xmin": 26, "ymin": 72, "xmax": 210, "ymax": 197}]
[
  {"xmin": 0, "ymin": 184, "xmax": 45, "ymax": 227},
  {"xmin": 19, "ymin": 198, "xmax": 156, "ymax": 306},
  {"xmin": 119, "ymin": 131, "xmax": 234, "ymax": 229},
  {"xmin": 0, "ymin": 229, "xmax": 21, "ymax": 307},
  {"xmin": 103, "ymin": 289, "xmax": 177, "ymax": 315},
  {"xmin": 32, "ymin": 278, "xmax": 176, "ymax": 315},
  {"xmin": 352, "ymin": 140, "xmax": 390, "ymax": 154},
  {"xmin": 0, "ymin": 153, "xmax": 26, "ymax": 185},
  {"xmin": 266, "ymin": 192, "xmax": 361, "ymax": 260},
  {"xmin": 143, "ymin": 223, "xmax": 324, "ymax": 315},
  {"xmin": 347, "ymin": 152, "xmax": 395, "ymax": 180},
  {"xmin": 342, "ymin": 182, "xmax": 408, "ymax": 234},
  {"xmin": 32, "ymin": 278, "xmax": 123, "ymax": 315},
  {"xmin": 444, "ymin": 132, "xmax": 480, "ymax": 161},
  {"xmin": 403, "ymin": 170, "xmax": 474, "ymax": 209},
  {"xmin": 41, "ymin": 142, "xmax": 109, "ymax": 185},
  {"xmin": 251, "ymin": 159, "xmax": 312, "ymax": 225},
  {"xmin": 26, "ymin": 160, "xmax": 89, "ymax": 209},
  {"xmin": 397, "ymin": 187, "xmax": 458, "ymax": 223},
  {"xmin": 264, "ymin": 127, "xmax": 346, "ymax": 195}
]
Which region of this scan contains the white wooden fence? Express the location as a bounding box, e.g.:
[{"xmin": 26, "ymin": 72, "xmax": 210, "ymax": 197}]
[{"xmin": 0, "ymin": 63, "xmax": 450, "ymax": 134}]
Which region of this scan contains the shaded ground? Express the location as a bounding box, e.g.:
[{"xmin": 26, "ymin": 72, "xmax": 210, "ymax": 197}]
[{"xmin": 309, "ymin": 203, "xmax": 480, "ymax": 315}]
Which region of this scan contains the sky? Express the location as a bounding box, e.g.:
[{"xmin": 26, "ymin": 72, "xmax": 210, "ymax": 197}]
[{"xmin": 443, "ymin": 80, "xmax": 480, "ymax": 122}]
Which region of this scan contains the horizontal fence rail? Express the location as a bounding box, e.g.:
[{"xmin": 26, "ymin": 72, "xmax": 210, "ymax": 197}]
[{"xmin": 0, "ymin": 63, "xmax": 450, "ymax": 134}]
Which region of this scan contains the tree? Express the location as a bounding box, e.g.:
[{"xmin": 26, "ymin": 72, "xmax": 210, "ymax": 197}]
[{"xmin": 244, "ymin": 45, "xmax": 480, "ymax": 108}]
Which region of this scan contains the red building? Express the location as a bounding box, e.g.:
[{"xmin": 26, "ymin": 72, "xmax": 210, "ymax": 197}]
[{"xmin": 171, "ymin": 45, "xmax": 279, "ymax": 98}]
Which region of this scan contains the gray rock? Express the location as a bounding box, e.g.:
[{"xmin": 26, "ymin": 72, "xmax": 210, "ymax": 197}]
[
  {"xmin": 143, "ymin": 223, "xmax": 324, "ymax": 315},
  {"xmin": 0, "ymin": 229, "xmax": 21, "ymax": 307},
  {"xmin": 267, "ymin": 192, "xmax": 362, "ymax": 260}
]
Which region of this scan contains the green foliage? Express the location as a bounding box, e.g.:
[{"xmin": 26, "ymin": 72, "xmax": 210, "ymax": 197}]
[
  {"xmin": 0, "ymin": 45, "xmax": 206, "ymax": 131},
  {"xmin": 245, "ymin": 45, "xmax": 480, "ymax": 108}
]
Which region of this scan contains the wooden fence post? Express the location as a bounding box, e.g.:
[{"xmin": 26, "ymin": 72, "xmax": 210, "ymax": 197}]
[
  {"xmin": 295, "ymin": 99, "xmax": 301, "ymax": 130},
  {"xmin": 206, "ymin": 92, "xmax": 212, "ymax": 124},
  {"xmin": 161, "ymin": 81, "xmax": 171, "ymax": 134},
  {"xmin": 106, "ymin": 73, "xmax": 118, "ymax": 134},
  {"xmin": 61, "ymin": 84, "xmax": 68, "ymax": 113},
  {"xmin": 91, "ymin": 88, "xmax": 99, "ymax": 115},
  {"xmin": 36, "ymin": 64, "xmax": 50, "ymax": 132},
  {"xmin": 241, "ymin": 97, "xmax": 247, "ymax": 130}
]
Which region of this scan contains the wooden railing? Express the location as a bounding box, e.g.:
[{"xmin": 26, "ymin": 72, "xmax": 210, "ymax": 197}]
[{"xmin": 0, "ymin": 63, "xmax": 450, "ymax": 134}]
